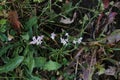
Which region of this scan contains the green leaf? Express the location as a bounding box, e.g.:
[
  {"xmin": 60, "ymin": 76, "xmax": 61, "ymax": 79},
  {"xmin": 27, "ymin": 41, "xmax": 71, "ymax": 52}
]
[
  {"xmin": 103, "ymin": 58, "xmax": 119, "ymax": 65},
  {"xmin": 21, "ymin": 33, "xmax": 30, "ymax": 40},
  {"xmin": 43, "ymin": 60, "xmax": 61, "ymax": 71},
  {"xmin": 0, "ymin": 56, "xmax": 24, "ymax": 73},
  {"xmin": 98, "ymin": 67, "xmax": 105, "ymax": 75},
  {"xmin": 0, "ymin": 19, "xmax": 7, "ymax": 25},
  {"xmin": 112, "ymin": 48, "xmax": 120, "ymax": 51},
  {"xmin": 62, "ymin": 2, "xmax": 72, "ymax": 12},
  {"xmin": 25, "ymin": 16, "xmax": 37, "ymax": 37},
  {"xmin": 83, "ymin": 14, "xmax": 88, "ymax": 21},
  {"xmin": 33, "ymin": 0, "xmax": 44, "ymax": 3},
  {"xmin": 0, "ymin": 42, "xmax": 20, "ymax": 57},
  {"xmin": 0, "ymin": 6, "xmax": 3, "ymax": 10},
  {"xmin": 34, "ymin": 57, "xmax": 46, "ymax": 68},
  {"xmin": 32, "ymin": 76, "xmax": 41, "ymax": 80},
  {"xmin": 25, "ymin": 16, "xmax": 38, "ymax": 30},
  {"xmin": 23, "ymin": 52, "xmax": 35, "ymax": 73},
  {"xmin": 0, "ymin": 33, "xmax": 7, "ymax": 41},
  {"xmin": 24, "ymin": 67, "xmax": 41, "ymax": 80}
]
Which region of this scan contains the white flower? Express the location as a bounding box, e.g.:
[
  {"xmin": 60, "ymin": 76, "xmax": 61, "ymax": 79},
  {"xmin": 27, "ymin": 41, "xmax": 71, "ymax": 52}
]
[
  {"xmin": 51, "ymin": 32, "xmax": 56, "ymax": 40},
  {"xmin": 60, "ymin": 32, "xmax": 69, "ymax": 45},
  {"xmin": 77, "ymin": 37, "xmax": 83, "ymax": 44},
  {"xmin": 65, "ymin": 33, "xmax": 69, "ymax": 37},
  {"xmin": 30, "ymin": 36, "xmax": 37, "ymax": 44},
  {"xmin": 73, "ymin": 37, "xmax": 82, "ymax": 44},
  {"xmin": 36, "ymin": 35, "xmax": 44, "ymax": 45},
  {"xmin": 30, "ymin": 35, "xmax": 44, "ymax": 45},
  {"xmin": 60, "ymin": 38, "xmax": 68, "ymax": 45}
]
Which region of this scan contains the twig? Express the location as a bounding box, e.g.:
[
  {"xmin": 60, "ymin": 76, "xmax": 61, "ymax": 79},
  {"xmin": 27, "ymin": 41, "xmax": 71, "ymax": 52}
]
[{"xmin": 65, "ymin": 48, "xmax": 84, "ymax": 70}]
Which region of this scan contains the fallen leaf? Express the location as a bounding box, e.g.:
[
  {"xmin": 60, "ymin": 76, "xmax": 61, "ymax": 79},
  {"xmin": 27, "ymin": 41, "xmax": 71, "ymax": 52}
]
[
  {"xmin": 106, "ymin": 29, "xmax": 120, "ymax": 44},
  {"xmin": 108, "ymin": 12, "xmax": 117, "ymax": 24},
  {"xmin": 8, "ymin": 11, "xmax": 22, "ymax": 34},
  {"xmin": 60, "ymin": 12, "xmax": 76, "ymax": 24},
  {"xmin": 57, "ymin": 75, "xmax": 63, "ymax": 80},
  {"xmin": 114, "ymin": 2, "xmax": 120, "ymax": 9},
  {"xmin": 105, "ymin": 66, "xmax": 116, "ymax": 76}
]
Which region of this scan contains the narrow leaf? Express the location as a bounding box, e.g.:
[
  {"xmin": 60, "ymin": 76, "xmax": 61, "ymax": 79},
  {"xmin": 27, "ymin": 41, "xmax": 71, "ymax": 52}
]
[
  {"xmin": 0, "ymin": 56, "xmax": 24, "ymax": 73},
  {"xmin": 25, "ymin": 16, "xmax": 37, "ymax": 29}
]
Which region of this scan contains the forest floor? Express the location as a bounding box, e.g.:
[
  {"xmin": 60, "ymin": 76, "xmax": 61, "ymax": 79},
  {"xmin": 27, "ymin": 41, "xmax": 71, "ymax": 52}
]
[{"xmin": 0, "ymin": 0, "xmax": 120, "ymax": 80}]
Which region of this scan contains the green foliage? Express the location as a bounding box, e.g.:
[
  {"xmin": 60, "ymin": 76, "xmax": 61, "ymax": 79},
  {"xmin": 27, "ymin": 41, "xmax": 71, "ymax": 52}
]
[
  {"xmin": 23, "ymin": 52, "xmax": 35, "ymax": 73},
  {"xmin": 33, "ymin": 0, "xmax": 44, "ymax": 3},
  {"xmin": 43, "ymin": 60, "xmax": 61, "ymax": 71},
  {"xmin": 96, "ymin": 64, "xmax": 105, "ymax": 75},
  {"xmin": 21, "ymin": 33, "xmax": 30, "ymax": 41},
  {"xmin": 34, "ymin": 57, "xmax": 46, "ymax": 68},
  {"xmin": 0, "ymin": 56, "xmax": 24, "ymax": 73},
  {"xmin": 0, "ymin": 0, "xmax": 119, "ymax": 79},
  {"xmin": 24, "ymin": 66, "xmax": 41, "ymax": 80},
  {"xmin": 62, "ymin": 2, "xmax": 74, "ymax": 15},
  {"xmin": 0, "ymin": 19, "xmax": 7, "ymax": 33},
  {"xmin": 25, "ymin": 16, "xmax": 38, "ymax": 30},
  {"xmin": 0, "ymin": 33, "xmax": 7, "ymax": 41},
  {"xmin": 0, "ymin": 42, "xmax": 20, "ymax": 57},
  {"xmin": 0, "ymin": 19, "xmax": 7, "ymax": 25}
]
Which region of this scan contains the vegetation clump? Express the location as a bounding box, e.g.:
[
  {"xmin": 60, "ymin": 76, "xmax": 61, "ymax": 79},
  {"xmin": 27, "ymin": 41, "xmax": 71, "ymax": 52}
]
[{"xmin": 0, "ymin": 0, "xmax": 120, "ymax": 80}]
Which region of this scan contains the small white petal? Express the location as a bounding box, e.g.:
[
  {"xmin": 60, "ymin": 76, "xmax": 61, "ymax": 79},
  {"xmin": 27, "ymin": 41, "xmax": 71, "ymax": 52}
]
[
  {"xmin": 30, "ymin": 41, "xmax": 37, "ymax": 44},
  {"xmin": 51, "ymin": 32, "xmax": 56, "ymax": 40},
  {"xmin": 37, "ymin": 35, "xmax": 44, "ymax": 40},
  {"xmin": 77, "ymin": 37, "xmax": 83, "ymax": 43},
  {"xmin": 65, "ymin": 33, "xmax": 69, "ymax": 36},
  {"xmin": 33, "ymin": 36, "xmax": 37, "ymax": 40},
  {"xmin": 65, "ymin": 33, "xmax": 69, "ymax": 38},
  {"xmin": 36, "ymin": 40, "xmax": 43, "ymax": 45},
  {"xmin": 60, "ymin": 38, "xmax": 68, "ymax": 45}
]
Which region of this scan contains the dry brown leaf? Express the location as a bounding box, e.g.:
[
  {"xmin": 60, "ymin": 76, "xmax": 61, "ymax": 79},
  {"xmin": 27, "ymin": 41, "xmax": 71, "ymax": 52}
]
[
  {"xmin": 114, "ymin": 2, "xmax": 120, "ymax": 9},
  {"xmin": 105, "ymin": 66, "xmax": 116, "ymax": 76},
  {"xmin": 106, "ymin": 29, "xmax": 120, "ymax": 44},
  {"xmin": 60, "ymin": 12, "xmax": 76, "ymax": 24},
  {"xmin": 8, "ymin": 11, "xmax": 22, "ymax": 34},
  {"xmin": 57, "ymin": 75, "xmax": 63, "ymax": 80}
]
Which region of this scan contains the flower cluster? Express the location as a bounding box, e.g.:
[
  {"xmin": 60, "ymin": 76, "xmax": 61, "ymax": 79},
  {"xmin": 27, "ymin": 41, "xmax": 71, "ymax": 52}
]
[
  {"xmin": 30, "ymin": 32, "xmax": 82, "ymax": 46},
  {"xmin": 73, "ymin": 37, "xmax": 83, "ymax": 44},
  {"xmin": 30, "ymin": 35, "xmax": 44, "ymax": 45},
  {"xmin": 51, "ymin": 32, "xmax": 56, "ymax": 40},
  {"xmin": 60, "ymin": 33, "xmax": 69, "ymax": 45}
]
